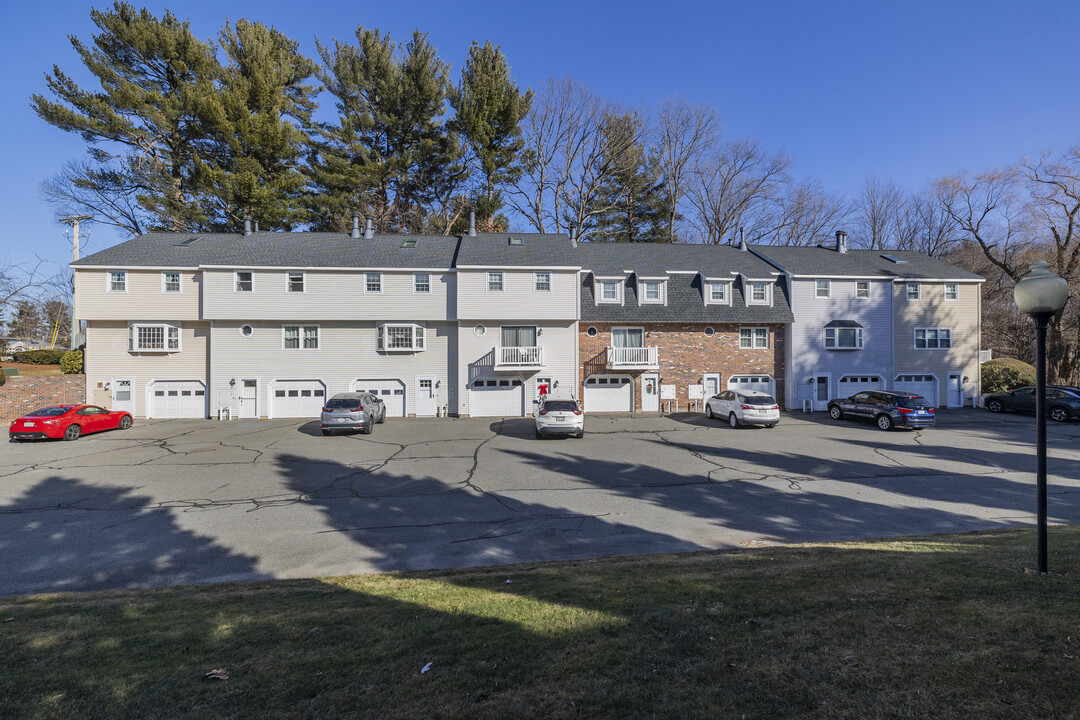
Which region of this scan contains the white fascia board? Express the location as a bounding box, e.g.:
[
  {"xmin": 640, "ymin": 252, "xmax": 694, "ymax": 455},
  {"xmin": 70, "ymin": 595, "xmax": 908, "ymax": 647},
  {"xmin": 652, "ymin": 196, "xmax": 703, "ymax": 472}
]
[
  {"xmin": 591, "ymin": 274, "xmax": 629, "ymax": 280},
  {"xmin": 198, "ymin": 264, "xmax": 456, "ymax": 272},
  {"xmin": 456, "ymin": 264, "xmax": 581, "ymax": 271},
  {"xmin": 635, "ymin": 275, "xmax": 669, "ymax": 280},
  {"xmin": 73, "ymin": 264, "xmax": 200, "ymax": 270},
  {"xmin": 890, "ymin": 277, "xmax": 987, "ymax": 283},
  {"xmin": 666, "ymin": 270, "xmax": 699, "ymax": 275}
]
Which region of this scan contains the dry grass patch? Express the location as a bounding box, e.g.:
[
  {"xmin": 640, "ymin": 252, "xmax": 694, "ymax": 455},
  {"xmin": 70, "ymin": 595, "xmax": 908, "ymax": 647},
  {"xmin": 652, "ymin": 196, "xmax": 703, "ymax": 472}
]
[{"xmin": 2, "ymin": 527, "xmax": 1079, "ymax": 719}]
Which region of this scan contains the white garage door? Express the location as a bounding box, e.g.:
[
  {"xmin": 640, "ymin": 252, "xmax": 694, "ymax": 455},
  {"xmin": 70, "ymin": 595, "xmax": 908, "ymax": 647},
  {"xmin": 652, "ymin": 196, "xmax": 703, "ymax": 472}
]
[
  {"xmin": 585, "ymin": 375, "xmax": 634, "ymax": 412},
  {"xmin": 727, "ymin": 375, "xmax": 775, "ymax": 397},
  {"xmin": 894, "ymin": 374, "xmax": 938, "ymax": 406},
  {"xmin": 352, "ymin": 379, "xmax": 406, "ymax": 417},
  {"xmin": 838, "ymin": 375, "xmax": 883, "ymax": 398},
  {"xmin": 149, "ymin": 381, "xmax": 206, "ymax": 418},
  {"xmin": 470, "ymin": 378, "xmax": 525, "ymax": 417},
  {"xmin": 271, "ymin": 380, "xmax": 326, "ymax": 418}
]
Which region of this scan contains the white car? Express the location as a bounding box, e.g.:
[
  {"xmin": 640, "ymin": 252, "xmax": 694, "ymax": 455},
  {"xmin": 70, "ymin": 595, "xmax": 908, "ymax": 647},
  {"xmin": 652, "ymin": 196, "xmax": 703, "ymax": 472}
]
[
  {"xmin": 705, "ymin": 389, "xmax": 780, "ymax": 428},
  {"xmin": 534, "ymin": 394, "xmax": 584, "ymax": 439}
]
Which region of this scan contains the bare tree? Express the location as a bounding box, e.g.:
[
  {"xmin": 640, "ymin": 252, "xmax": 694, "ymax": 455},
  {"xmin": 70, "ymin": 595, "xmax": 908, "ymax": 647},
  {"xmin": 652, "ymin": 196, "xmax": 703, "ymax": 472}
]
[
  {"xmin": 891, "ymin": 188, "xmax": 958, "ymax": 257},
  {"xmin": 1, "ymin": 256, "xmax": 48, "ymax": 323},
  {"xmin": 685, "ymin": 139, "xmax": 790, "ymax": 244},
  {"xmin": 654, "ymin": 96, "xmax": 721, "ymax": 242},
  {"xmin": 40, "ymin": 159, "xmax": 149, "ymax": 238},
  {"xmin": 749, "ymin": 177, "xmax": 851, "ymax": 247},
  {"xmin": 851, "ymin": 176, "xmax": 905, "ymax": 249}
]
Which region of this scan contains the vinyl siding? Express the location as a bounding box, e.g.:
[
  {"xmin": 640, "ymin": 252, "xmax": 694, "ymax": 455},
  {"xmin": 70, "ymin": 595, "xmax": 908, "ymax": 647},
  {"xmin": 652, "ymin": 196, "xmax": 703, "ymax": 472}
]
[
  {"xmin": 75, "ymin": 269, "xmax": 201, "ymax": 321},
  {"xmin": 893, "ymin": 281, "xmax": 981, "ymax": 402},
  {"xmin": 456, "ymin": 321, "xmax": 578, "ymax": 416},
  {"xmin": 785, "ymin": 278, "xmax": 893, "ymax": 407},
  {"xmin": 83, "ymin": 320, "xmax": 210, "ymax": 417},
  {"xmin": 208, "ymin": 320, "xmax": 456, "ymax": 417},
  {"xmin": 201, "ymin": 270, "xmax": 455, "ymax": 321},
  {"xmin": 457, "ymin": 270, "xmax": 578, "ymax": 320}
]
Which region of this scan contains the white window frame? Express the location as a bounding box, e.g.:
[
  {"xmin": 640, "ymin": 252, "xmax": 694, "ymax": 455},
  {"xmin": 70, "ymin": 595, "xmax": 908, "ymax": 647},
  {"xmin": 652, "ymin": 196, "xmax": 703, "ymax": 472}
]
[
  {"xmin": 366, "ymin": 272, "xmax": 382, "ymax": 293},
  {"xmin": 914, "ymin": 327, "xmax": 952, "ymax": 350},
  {"xmin": 282, "ymin": 324, "xmax": 320, "ymax": 350},
  {"xmin": 596, "ymin": 278, "xmax": 623, "ymax": 304},
  {"xmin": 747, "ymin": 281, "xmax": 770, "ymax": 305},
  {"xmin": 705, "ymin": 281, "xmax": 730, "ymax": 305},
  {"xmin": 162, "ymin": 271, "xmax": 182, "ymax": 293},
  {"xmin": 824, "ymin": 327, "xmax": 864, "ymax": 350},
  {"xmin": 378, "ymin": 323, "xmax": 427, "ymax": 352},
  {"xmin": 856, "ymin": 281, "xmax": 870, "ymax": 299},
  {"xmin": 108, "ymin": 271, "xmax": 127, "ymax": 293},
  {"xmin": 286, "ymin": 271, "xmax": 305, "ymax": 293},
  {"xmin": 944, "ymin": 283, "xmax": 959, "ymax": 301},
  {"xmin": 906, "ymin": 282, "xmax": 922, "ymax": 301},
  {"xmin": 638, "ymin": 279, "xmax": 666, "ymax": 305},
  {"xmin": 129, "ymin": 322, "xmax": 181, "ymax": 353},
  {"xmin": 235, "ymin": 271, "xmax": 253, "ymax": 292},
  {"xmin": 534, "ymin": 272, "xmax": 551, "ymax": 292},
  {"xmin": 815, "ymin": 279, "xmax": 830, "ymax": 299},
  {"xmin": 739, "ymin": 326, "xmax": 769, "ymax": 349},
  {"xmin": 487, "ymin": 271, "xmax": 504, "ymax": 292},
  {"xmin": 413, "ymin": 272, "xmax": 431, "ymax": 293}
]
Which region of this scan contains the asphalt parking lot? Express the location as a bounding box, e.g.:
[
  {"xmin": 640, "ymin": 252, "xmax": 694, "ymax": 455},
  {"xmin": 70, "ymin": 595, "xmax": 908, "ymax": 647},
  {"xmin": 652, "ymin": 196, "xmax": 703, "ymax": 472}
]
[{"xmin": 3, "ymin": 408, "xmax": 1080, "ymax": 596}]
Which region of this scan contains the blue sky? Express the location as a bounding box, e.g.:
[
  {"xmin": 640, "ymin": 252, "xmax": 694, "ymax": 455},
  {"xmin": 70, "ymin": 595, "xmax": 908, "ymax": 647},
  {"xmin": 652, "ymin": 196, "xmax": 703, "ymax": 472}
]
[{"xmin": 2, "ymin": 0, "xmax": 1077, "ymax": 270}]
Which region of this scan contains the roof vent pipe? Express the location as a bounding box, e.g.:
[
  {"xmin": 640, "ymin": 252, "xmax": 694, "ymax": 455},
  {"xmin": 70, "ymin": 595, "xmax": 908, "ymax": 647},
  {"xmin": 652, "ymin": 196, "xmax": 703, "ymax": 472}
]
[
  {"xmin": 243, "ymin": 216, "xmax": 252, "ymax": 237},
  {"xmin": 569, "ymin": 222, "xmax": 578, "ymax": 245},
  {"xmin": 351, "ymin": 213, "xmax": 361, "ymax": 239},
  {"xmin": 253, "ymin": 220, "xmax": 259, "ymax": 233},
  {"xmin": 738, "ymin": 226, "xmax": 748, "ymax": 251},
  {"xmin": 836, "ymin": 230, "xmax": 848, "ymax": 254},
  {"xmin": 365, "ymin": 215, "xmax": 374, "ymax": 239},
  {"xmin": 468, "ymin": 210, "xmax": 477, "ymax": 237}
]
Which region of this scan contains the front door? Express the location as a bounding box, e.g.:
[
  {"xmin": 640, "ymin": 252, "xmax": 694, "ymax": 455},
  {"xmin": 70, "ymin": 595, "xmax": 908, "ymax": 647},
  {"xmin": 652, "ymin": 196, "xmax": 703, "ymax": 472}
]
[
  {"xmin": 238, "ymin": 379, "xmax": 258, "ymax": 418},
  {"xmin": 416, "ymin": 377, "xmax": 436, "ymax": 416},
  {"xmin": 703, "ymin": 373, "xmax": 721, "ymax": 398},
  {"xmin": 948, "ymin": 373, "xmax": 963, "ymax": 408},
  {"xmin": 111, "ymin": 378, "xmax": 134, "ymax": 414},
  {"xmin": 642, "ymin": 373, "xmax": 660, "ymax": 412},
  {"xmin": 813, "ymin": 374, "xmax": 830, "ymax": 412}
]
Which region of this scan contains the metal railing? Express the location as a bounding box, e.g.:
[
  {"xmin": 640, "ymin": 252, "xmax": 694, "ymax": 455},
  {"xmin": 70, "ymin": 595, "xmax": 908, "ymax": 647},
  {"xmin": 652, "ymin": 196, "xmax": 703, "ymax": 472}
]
[
  {"xmin": 607, "ymin": 346, "xmax": 659, "ymax": 367},
  {"xmin": 497, "ymin": 346, "xmax": 544, "ymax": 366}
]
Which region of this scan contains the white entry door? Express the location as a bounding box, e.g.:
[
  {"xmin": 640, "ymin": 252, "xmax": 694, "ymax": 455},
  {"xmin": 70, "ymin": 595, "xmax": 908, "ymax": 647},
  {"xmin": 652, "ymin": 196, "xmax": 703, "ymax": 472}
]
[
  {"xmin": 149, "ymin": 380, "xmax": 206, "ymax": 418},
  {"xmin": 416, "ymin": 377, "xmax": 437, "ymax": 416},
  {"xmin": 271, "ymin": 381, "xmax": 325, "ymax": 418},
  {"xmin": 813, "ymin": 375, "xmax": 831, "ymax": 411},
  {"xmin": 948, "ymin": 373, "xmax": 963, "ymax": 408},
  {"xmin": 352, "ymin": 379, "xmax": 406, "ymax": 417},
  {"xmin": 642, "ymin": 373, "xmax": 659, "ymax": 412},
  {"xmin": 703, "ymin": 373, "xmax": 722, "ymax": 398},
  {"xmin": 111, "ymin": 377, "xmax": 134, "ymax": 414},
  {"xmin": 238, "ymin": 379, "xmax": 258, "ymax": 418}
]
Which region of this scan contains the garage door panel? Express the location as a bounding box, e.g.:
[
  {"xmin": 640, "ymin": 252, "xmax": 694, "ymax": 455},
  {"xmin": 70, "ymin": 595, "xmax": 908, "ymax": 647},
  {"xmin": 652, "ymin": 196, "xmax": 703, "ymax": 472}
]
[
  {"xmin": 470, "ymin": 378, "xmax": 525, "ymax": 417},
  {"xmin": 894, "ymin": 374, "xmax": 938, "ymax": 406},
  {"xmin": 585, "ymin": 375, "xmax": 633, "ymax": 413},
  {"xmin": 838, "ymin": 375, "xmax": 882, "ymax": 398},
  {"xmin": 150, "ymin": 381, "xmax": 206, "ymax": 418},
  {"xmin": 727, "ymin": 375, "xmax": 775, "ymax": 397},
  {"xmin": 272, "ymin": 381, "xmax": 325, "ymax": 418},
  {"xmin": 352, "ymin": 379, "xmax": 406, "ymax": 417}
]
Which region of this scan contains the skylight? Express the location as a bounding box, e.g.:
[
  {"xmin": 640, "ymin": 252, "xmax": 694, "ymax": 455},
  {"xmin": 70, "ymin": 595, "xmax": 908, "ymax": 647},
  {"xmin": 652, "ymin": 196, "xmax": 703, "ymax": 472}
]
[
  {"xmin": 508, "ymin": 236, "xmax": 524, "ymax": 245},
  {"xmin": 174, "ymin": 237, "xmax": 198, "ymax": 246},
  {"xmin": 401, "ymin": 239, "xmax": 417, "ymax": 248},
  {"xmin": 881, "ymin": 254, "xmax": 907, "ymax": 263}
]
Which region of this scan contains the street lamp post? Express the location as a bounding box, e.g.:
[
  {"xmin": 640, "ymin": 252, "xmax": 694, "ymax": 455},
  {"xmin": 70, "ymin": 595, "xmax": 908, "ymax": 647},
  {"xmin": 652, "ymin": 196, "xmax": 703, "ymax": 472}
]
[{"xmin": 1013, "ymin": 260, "xmax": 1070, "ymax": 573}]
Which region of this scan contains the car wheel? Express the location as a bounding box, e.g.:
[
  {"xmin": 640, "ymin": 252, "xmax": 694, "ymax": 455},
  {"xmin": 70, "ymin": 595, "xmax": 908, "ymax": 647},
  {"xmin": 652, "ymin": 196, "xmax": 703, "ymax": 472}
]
[
  {"xmin": 829, "ymin": 405, "xmax": 843, "ymax": 420},
  {"xmin": 535, "ymin": 430, "xmax": 543, "ymax": 439},
  {"xmin": 1049, "ymin": 406, "xmax": 1070, "ymax": 423},
  {"xmin": 705, "ymin": 404, "xmax": 714, "ymax": 419},
  {"xmin": 321, "ymin": 430, "xmax": 331, "ymax": 436},
  {"xmin": 876, "ymin": 414, "xmax": 893, "ymax": 431},
  {"xmin": 377, "ymin": 408, "xmax": 385, "ymax": 424},
  {"xmin": 119, "ymin": 415, "xmax": 132, "ymax": 430},
  {"xmin": 765, "ymin": 424, "xmax": 775, "ymax": 428},
  {"xmin": 728, "ymin": 413, "xmax": 740, "ymax": 429},
  {"xmin": 987, "ymin": 399, "xmax": 1004, "ymax": 413},
  {"xmin": 576, "ymin": 431, "xmax": 584, "ymax": 439},
  {"xmin": 363, "ymin": 422, "xmax": 374, "ymax": 435},
  {"xmin": 64, "ymin": 424, "xmax": 82, "ymax": 441}
]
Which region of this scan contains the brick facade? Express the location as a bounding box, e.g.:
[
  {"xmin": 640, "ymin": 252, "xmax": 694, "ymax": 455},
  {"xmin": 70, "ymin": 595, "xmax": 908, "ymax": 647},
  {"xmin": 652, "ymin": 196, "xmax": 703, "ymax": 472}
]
[
  {"xmin": 578, "ymin": 323, "xmax": 785, "ymax": 411},
  {"xmin": 0, "ymin": 375, "xmax": 86, "ymax": 424}
]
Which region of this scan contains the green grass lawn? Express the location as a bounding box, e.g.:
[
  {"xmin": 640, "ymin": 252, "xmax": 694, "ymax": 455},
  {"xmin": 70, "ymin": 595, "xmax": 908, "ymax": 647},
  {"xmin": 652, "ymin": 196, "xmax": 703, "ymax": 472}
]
[{"xmin": 2, "ymin": 527, "xmax": 1078, "ymax": 719}]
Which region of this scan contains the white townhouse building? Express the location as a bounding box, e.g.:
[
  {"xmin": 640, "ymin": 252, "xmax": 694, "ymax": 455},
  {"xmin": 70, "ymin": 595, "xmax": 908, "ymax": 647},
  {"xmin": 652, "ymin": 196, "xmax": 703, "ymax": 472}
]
[{"xmin": 752, "ymin": 234, "xmax": 985, "ymax": 410}]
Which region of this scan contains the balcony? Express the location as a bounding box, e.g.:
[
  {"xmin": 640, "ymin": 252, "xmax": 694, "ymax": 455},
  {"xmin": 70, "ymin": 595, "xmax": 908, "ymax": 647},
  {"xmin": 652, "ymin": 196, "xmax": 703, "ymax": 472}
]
[
  {"xmin": 607, "ymin": 346, "xmax": 659, "ymax": 369},
  {"xmin": 495, "ymin": 345, "xmax": 545, "ymax": 369}
]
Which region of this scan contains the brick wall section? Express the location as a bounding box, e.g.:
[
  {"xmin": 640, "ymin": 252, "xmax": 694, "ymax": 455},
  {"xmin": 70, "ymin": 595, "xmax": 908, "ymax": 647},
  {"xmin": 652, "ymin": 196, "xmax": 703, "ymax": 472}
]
[
  {"xmin": 0, "ymin": 375, "xmax": 86, "ymax": 423},
  {"xmin": 578, "ymin": 323, "xmax": 785, "ymax": 410}
]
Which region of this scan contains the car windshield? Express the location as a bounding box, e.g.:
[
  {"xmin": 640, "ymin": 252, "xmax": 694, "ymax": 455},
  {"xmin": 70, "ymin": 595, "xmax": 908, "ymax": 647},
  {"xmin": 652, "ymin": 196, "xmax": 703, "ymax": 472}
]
[
  {"xmin": 325, "ymin": 399, "xmax": 360, "ymax": 409},
  {"xmin": 741, "ymin": 396, "xmax": 776, "ymax": 406},
  {"xmin": 896, "ymin": 396, "xmax": 931, "ymax": 408},
  {"xmin": 25, "ymin": 407, "xmax": 71, "ymax": 417},
  {"xmin": 543, "ymin": 401, "xmax": 579, "ymax": 412}
]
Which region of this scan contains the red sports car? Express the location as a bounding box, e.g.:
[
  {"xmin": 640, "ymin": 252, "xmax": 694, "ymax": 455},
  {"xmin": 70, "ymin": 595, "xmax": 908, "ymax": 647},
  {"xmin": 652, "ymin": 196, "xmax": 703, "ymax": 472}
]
[{"xmin": 9, "ymin": 405, "xmax": 134, "ymax": 441}]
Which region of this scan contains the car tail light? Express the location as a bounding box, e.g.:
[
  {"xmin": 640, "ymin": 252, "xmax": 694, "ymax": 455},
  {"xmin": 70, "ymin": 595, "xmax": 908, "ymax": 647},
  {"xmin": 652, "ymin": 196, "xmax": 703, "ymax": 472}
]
[
  {"xmin": 321, "ymin": 406, "xmax": 329, "ymax": 413},
  {"xmin": 740, "ymin": 404, "xmax": 753, "ymax": 410},
  {"xmin": 352, "ymin": 406, "xmax": 363, "ymax": 413},
  {"xmin": 539, "ymin": 409, "xmax": 548, "ymax": 415},
  {"xmin": 897, "ymin": 407, "xmax": 912, "ymax": 414},
  {"xmin": 771, "ymin": 405, "xmax": 779, "ymax": 410},
  {"xmin": 573, "ymin": 409, "xmax": 582, "ymax": 415},
  {"xmin": 927, "ymin": 407, "xmax": 935, "ymax": 414}
]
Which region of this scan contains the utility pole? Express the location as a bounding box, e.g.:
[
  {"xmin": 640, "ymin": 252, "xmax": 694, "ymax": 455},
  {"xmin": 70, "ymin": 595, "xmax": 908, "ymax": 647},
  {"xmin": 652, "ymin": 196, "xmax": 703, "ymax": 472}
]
[{"xmin": 60, "ymin": 215, "xmax": 92, "ymax": 350}]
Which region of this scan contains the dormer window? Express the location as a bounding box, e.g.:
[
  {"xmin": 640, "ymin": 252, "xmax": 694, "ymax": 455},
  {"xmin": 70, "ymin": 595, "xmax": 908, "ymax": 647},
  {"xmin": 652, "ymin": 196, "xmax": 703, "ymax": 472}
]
[
  {"xmin": 705, "ymin": 280, "xmax": 731, "ymax": 305},
  {"xmin": 639, "ymin": 279, "xmax": 665, "ymax": 304},
  {"xmin": 747, "ymin": 281, "xmax": 770, "ymax": 305},
  {"xmin": 596, "ymin": 278, "xmax": 623, "ymax": 304}
]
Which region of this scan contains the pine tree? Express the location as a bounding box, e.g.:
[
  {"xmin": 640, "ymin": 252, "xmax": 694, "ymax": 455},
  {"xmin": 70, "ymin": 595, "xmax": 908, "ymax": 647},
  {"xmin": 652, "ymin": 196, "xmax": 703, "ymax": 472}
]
[
  {"xmin": 590, "ymin": 112, "xmax": 670, "ymax": 242},
  {"xmin": 9, "ymin": 301, "xmax": 44, "ymax": 342},
  {"xmin": 31, "ymin": 2, "xmax": 222, "ymax": 231}
]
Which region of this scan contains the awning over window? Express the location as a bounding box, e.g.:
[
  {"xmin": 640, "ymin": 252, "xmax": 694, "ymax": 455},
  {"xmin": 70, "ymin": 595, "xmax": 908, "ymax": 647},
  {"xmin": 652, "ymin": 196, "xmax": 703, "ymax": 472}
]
[{"xmin": 824, "ymin": 319, "xmax": 864, "ymax": 328}]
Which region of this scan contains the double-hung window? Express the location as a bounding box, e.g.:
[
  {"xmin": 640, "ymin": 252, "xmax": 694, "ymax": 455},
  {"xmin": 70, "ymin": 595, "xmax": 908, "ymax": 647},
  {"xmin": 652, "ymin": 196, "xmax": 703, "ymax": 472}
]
[
  {"xmin": 825, "ymin": 327, "xmax": 863, "ymax": 349},
  {"xmin": 366, "ymin": 273, "xmax": 382, "ymax": 292},
  {"xmin": 640, "ymin": 280, "xmax": 664, "ymax": 304},
  {"xmin": 487, "ymin": 272, "xmax": 504, "ymax": 292},
  {"xmin": 600, "ymin": 280, "xmax": 619, "ymax": 302},
  {"xmin": 906, "ymin": 282, "xmax": 921, "ymax": 301},
  {"xmin": 414, "ymin": 273, "xmax": 430, "ymax": 293},
  {"xmin": 283, "ymin": 325, "xmax": 319, "ymax": 349},
  {"xmin": 856, "ymin": 281, "xmax": 870, "ymax": 299},
  {"xmin": 707, "ymin": 282, "xmax": 728, "ymax": 303},
  {"xmin": 748, "ymin": 282, "xmax": 769, "ymax": 304},
  {"xmin": 287, "ymin": 272, "xmax": 304, "ymax": 292},
  {"xmin": 739, "ymin": 327, "xmax": 769, "ymax": 349},
  {"xmin": 944, "ymin": 283, "xmax": 959, "ymax": 301},
  {"xmin": 129, "ymin": 322, "xmax": 180, "ymax": 352},
  {"xmin": 815, "ymin": 280, "xmax": 830, "ymax": 298},
  {"xmin": 378, "ymin": 323, "xmax": 426, "ymax": 351},
  {"xmin": 914, "ymin": 328, "xmax": 951, "ymax": 349},
  {"xmin": 109, "ymin": 271, "xmax": 127, "ymax": 292},
  {"xmin": 235, "ymin": 271, "xmax": 253, "ymax": 292},
  {"xmin": 162, "ymin": 271, "xmax": 181, "ymax": 293},
  {"xmin": 534, "ymin": 272, "xmax": 551, "ymax": 292}
]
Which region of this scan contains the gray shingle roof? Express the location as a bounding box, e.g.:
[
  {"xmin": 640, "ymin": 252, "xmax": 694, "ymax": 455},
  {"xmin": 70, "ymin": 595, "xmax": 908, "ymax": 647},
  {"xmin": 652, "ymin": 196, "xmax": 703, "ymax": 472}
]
[
  {"xmin": 749, "ymin": 245, "xmax": 984, "ymax": 280},
  {"xmin": 581, "ymin": 274, "xmax": 794, "ymax": 323},
  {"xmin": 454, "ymin": 233, "xmax": 580, "ymax": 266},
  {"xmin": 72, "ymin": 231, "xmax": 460, "ymax": 269},
  {"xmin": 573, "ymin": 241, "xmax": 781, "ymax": 278}
]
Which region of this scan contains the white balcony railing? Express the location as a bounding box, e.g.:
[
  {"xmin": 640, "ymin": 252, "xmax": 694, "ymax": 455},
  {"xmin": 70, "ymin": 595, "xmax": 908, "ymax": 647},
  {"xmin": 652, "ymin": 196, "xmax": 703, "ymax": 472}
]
[
  {"xmin": 497, "ymin": 346, "xmax": 544, "ymax": 367},
  {"xmin": 607, "ymin": 346, "xmax": 659, "ymax": 367}
]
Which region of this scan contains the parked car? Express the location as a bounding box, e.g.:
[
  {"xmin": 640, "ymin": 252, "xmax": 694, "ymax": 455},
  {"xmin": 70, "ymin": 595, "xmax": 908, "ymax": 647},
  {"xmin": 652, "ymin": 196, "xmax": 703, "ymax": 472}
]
[
  {"xmin": 534, "ymin": 394, "xmax": 584, "ymax": 438},
  {"xmin": 320, "ymin": 392, "xmax": 385, "ymax": 435},
  {"xmin": 9, "ymin": 404, "xmax": 133, "ymax": 441},
  {"xmin": 828, "ymin": 390, "xmax": 935, "ymax": 431},
  {"xmin": 704, "ymin": 389, "xmax": 780, "ymax": 428},
  {"xmin": 984, "ymin": 386, "xmax": 1080, "ymax": 422}
]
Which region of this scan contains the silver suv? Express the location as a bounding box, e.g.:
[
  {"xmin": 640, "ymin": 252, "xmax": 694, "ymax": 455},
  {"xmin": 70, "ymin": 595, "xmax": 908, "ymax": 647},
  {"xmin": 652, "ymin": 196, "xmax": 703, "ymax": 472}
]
[{"xmin": 320, "ymin": 392, "xmax": 385, "ymax": 435}]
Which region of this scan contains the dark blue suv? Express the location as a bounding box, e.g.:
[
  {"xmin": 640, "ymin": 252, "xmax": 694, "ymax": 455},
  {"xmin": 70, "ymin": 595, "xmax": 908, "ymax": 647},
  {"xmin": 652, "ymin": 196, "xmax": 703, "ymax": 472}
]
[{"xmin": 828, "ymin": 390, "xmax": 935, "ymax": 431}]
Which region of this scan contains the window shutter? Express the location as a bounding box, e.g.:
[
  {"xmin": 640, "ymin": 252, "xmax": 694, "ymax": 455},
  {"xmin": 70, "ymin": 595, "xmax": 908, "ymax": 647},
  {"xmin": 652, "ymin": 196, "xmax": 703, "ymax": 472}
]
[{"xmin": 376, "ymin": 325, "xmax": 384, "ymax": 351}]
